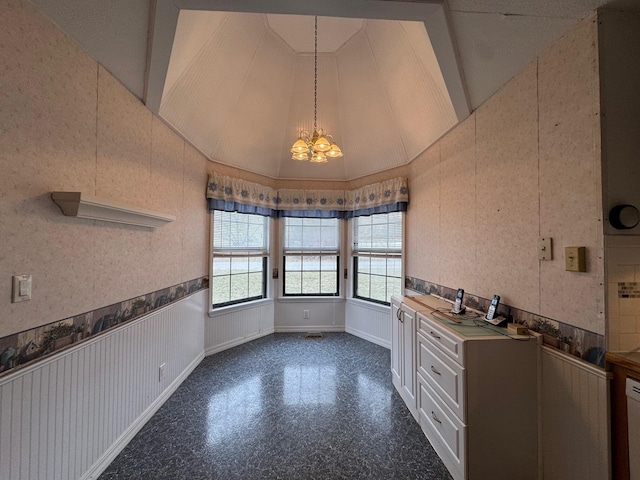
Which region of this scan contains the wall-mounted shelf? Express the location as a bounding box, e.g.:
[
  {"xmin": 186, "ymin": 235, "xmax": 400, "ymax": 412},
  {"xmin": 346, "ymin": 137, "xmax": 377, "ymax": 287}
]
[{"xmin": 51, "ymin": 192, "xmax": 175, "ymax": 228}]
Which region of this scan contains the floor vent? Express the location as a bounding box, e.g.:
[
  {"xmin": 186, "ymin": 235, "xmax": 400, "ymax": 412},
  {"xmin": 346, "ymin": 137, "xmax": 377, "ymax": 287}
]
[{"xmin": 304, "ymin": 332, "xmax": 324, "ymax": 339}]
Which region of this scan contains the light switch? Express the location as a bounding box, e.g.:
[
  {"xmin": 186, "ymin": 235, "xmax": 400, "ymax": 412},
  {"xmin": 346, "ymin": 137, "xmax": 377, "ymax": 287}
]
[
  {"xmin": 12, "ymin": 274, "xmax": 32, "ymax": 303},
  {"xmin": 565, "ymin": 247, "xmax": 586, "ymax": 272},
  {"xmin": 538, "ymin": 237, "xmax": 553, "ymax": 260}
]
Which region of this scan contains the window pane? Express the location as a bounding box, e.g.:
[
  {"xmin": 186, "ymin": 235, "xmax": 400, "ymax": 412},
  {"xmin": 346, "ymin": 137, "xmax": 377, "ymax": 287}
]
[
  {"xmin": 370, "ymin": 257, "xmax": 387, "ymax": 276},
  {"xmin": 230, "ymin": 274, "xmax": 249, "ymax": 302},
  {"xmin": 387, "ymin": 276, "xmax": 401, "ymax": 299},
  {"xmin": 358, "ymin": 256, "xmax": 371, "ymax": 274},
  {"xmin": 387, "ymin": 257, "xmax": 402, "ymax": 277},
  {"xmin": 231, "ymin": 256, "xmax": 248, "ymax": 274},
  {"xmin": 303, "ymin": 255, "xmax": 320, "ymax": 272},
  {"xmin": 212, "ymin": 276, "xmax": 231, "ymax": 305},
  {"xmin": 352, "ymin": 212, "xmax": 403, "ymax": 305},
  {"xmin": 286, "ymin": 255, "xmax": 302, "ymax": 272},
  {"xmin": 213, "ymin": 257, "xmax": 231, "ymax": 276},
  {"xmin": 212, "ymin": 210, "xmax": 268, "ymax": 307},
  {"xmin": 321, "ymin": 255, "xmax": 337, "ymax": 270},
  {"xmin": 320, "ymin": 271, "xmax": 337, "ymax": 294},
  {"xmin": 248, "ymin": 257, "xmax": 263, "ymax": 273},
  {"xmin": 302, "ymin": 271, "xmax": 320, "ymax": 294},
  {"xmin": 248, "ymin": 272, "xmax": 263, "ymax": 297},
  {"xmin": 285, "ymin": 271, "xmax": 302, "ymax": 295},
  {"xmin": 370, "ymin": 275, "xmax": 387, "ymax": 303},
  {"xmin": 356, "ymin": 273, "xmax": 370, "ymax": 297},
  {"xmin": 284, "ymin": 218, "xmax": 339, "ymax": 295}
]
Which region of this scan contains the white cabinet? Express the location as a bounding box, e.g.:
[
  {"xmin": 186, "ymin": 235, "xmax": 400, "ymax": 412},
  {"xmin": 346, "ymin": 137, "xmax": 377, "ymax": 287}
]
[
  {"xmin": 391, "ymin": 296, "xmax": 417, "ymax": 420},
  {"xmin": 394, "ymin": 294, "xmax": 539, "ymax": 480}
]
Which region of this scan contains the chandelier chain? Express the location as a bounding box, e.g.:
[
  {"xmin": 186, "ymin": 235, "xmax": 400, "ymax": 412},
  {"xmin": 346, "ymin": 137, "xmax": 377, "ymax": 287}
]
[
  {"xmin": 289, "ymin": 15, "xmax": 342, "ymax": 162},
  {"xmin": 314, "ymin": 15, "xmax": 317, "ymax": 131}
]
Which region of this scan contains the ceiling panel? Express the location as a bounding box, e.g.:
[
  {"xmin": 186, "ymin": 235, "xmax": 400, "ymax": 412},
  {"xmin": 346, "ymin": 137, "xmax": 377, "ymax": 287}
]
[
  {"xmin": 214, "ymin": 29, "xmax": 295, "ymax": 177},
  {"xmin": 337, "ymin": 31, "xmax": 408, "ymax": 179},
  {"xmin": 163, "ymin": 10, "xmax": 228, "ymax": 98},
  {"xmin": 159, "ymin": 13, "xmax": 267, "ymax": 160},
  {"xmin": 366, "ymin": 19, "xmax": 457, "ymax": 160},
  {"xmin": 267, "ymin": 15, "xmax": 363, "ymax": 53},
  {"xmin": 450, "ymin": 11, "xmax": 577, "ymax": 108}
]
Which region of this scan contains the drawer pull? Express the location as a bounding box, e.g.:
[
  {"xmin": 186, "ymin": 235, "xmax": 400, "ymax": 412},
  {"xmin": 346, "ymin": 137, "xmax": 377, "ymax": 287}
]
[
  {"xmin": 431, "ymin": 411, "xmax": 442, "ymax": 424},
  {"xmin": 430, "ymin": 365, "xmax": 441, "ymax": 376},
  {"xmin": 429, "ymin": 331, "xmax": 441, "ymax": 340}
]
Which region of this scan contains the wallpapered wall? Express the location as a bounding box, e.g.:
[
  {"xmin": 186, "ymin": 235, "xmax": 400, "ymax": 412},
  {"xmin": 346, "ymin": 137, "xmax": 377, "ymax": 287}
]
[
  {"xmin": 0, "ymin": 0, "xmax": 218, "ymax": 338},
  {"xmin": 0, "ymin": 1, "xmax": 623, "ymax": 348},
  {"xmin": 405, "ymin": 14, "xmax": 605, "ymax": 336}
]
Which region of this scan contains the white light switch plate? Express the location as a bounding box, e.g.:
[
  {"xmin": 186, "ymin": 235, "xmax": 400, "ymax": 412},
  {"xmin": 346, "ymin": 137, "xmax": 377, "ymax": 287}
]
[{"xmin": 12, "ymin": 274, "xmax": 32, "ymax": 303}]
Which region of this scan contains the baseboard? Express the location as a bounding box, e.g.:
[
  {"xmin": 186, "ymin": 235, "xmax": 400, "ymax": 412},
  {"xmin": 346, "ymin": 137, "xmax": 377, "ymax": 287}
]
[
  {"xmin": 274, "ymin": 325, "xmax": 345, "ymax": 333},
  {"xmin": 204, "ymin": 328, "xmax": 275, "ymax": 357},
  {"xmin": 81, "ymin": 351, "xmax": 205, "ymax": 480},
  {"xmin": 345, "ymin": 326, "xmax": 391, "ymax": 349}
]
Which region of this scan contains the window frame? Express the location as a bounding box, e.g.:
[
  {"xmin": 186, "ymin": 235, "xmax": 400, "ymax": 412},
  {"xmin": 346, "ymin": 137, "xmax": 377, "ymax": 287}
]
[
  {"xmin": 210, "ymin": 210, "xmax": 270, "ymax": 309},
  {"xmin": 351, "ymin": 212, "xmax": 404, "ymax": 306},
  {"xmin": 281, "ymin": 217, "xmax": 341, "ymax": 297}
]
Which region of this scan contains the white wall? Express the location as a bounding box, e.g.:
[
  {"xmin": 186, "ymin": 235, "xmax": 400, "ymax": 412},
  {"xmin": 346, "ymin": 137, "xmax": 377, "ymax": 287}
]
[
  {"xmin": 274, "ymin": 299, "xmax": 345, "ymax": 332},
  {"xmin": 0, "ymin": 291, "xmax": 207, "ymax": 480},
  {"xmin": 345, "ymin": 299, "xmax": 391, "ymax": 348},
  {"xmin": 205, "ymin": 300, "xmax": 275, "ymax": 355}
]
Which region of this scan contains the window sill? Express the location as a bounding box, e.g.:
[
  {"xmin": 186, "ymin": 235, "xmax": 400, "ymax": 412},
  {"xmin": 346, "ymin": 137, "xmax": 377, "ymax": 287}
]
[
  {"xmin": 276, "ymin": 296, "xmax": 345, "ymax": 304},
  {"xmin": 208, "ymin": 298, "xmax": 273, "ymax": 317}
]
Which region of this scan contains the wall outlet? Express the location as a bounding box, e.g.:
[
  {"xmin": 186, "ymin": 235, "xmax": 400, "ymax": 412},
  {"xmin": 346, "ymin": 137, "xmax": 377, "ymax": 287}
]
[
  {"xmin": 304, "ymin": 310, "xmax": 310, "ymax": 319},
  {"xmin": 159, "ymin": 363, "xmax": 166, "ymax": 382}
]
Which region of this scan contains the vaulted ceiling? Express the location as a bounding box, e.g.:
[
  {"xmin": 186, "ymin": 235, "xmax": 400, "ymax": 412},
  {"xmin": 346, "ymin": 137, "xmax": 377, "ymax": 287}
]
[{"xmin": 29, "ymin": 0, "xmax": 639, "ymax": 181}]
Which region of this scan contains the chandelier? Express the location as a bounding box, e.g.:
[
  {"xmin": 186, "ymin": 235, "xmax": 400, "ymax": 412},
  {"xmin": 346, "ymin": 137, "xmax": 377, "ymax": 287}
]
[{"xmin": 291, "ymin": 16, "xmax": 343, "ymax": 163}]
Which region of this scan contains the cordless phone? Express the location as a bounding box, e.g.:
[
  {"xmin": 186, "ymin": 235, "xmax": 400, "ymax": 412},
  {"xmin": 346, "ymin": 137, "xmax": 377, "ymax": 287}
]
[
  {"xmin": 484, "ymin": 295, "xmax": 503, "ymax": 325},
  {"xmin": 452, "ymin": 288, "xmax": 465, "ymax": 314}
]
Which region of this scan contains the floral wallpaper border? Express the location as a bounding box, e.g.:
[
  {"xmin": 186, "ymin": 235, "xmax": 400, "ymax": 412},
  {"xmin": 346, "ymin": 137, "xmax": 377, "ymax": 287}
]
[
  {"xmin": 405, "ymin": 275, "xmax": 606, "ymax": 368},
  {"xmin": 0, "ymin": 276, "xmax": 209, "ymax": 379}
]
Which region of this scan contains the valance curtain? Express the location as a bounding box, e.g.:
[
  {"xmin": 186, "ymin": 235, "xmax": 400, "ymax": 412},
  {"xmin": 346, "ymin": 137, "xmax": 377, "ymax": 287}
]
[{"xmin": 206, "ymin": 173, "xmax": 408, "ymax": 219}]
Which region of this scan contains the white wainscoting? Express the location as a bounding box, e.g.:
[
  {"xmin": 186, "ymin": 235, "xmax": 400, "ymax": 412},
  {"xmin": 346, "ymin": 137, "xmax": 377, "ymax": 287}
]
[
  {"xmin": 541, "ymin": 346, "xmax": 612, "ymax": 480},
  {"xmin": 205, "ymin": 300, "xmax": 275, "ymax": 355},
  {"xmin": 274, "ymin": 298, "xmax": 345, "ymax": 333},
  {"xmin": 0, "ymin": 290, "xmax": 207, "ymax": 480},
  {"xmin": 345, "ymin": 299, "xmax": 391, "ymax": 349}
]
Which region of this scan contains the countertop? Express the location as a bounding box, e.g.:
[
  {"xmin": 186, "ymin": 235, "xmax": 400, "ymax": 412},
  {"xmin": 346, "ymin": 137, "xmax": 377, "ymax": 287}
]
[{"xmin": 607, "ymin": 351, "xmax": 640, "ymax": 375}]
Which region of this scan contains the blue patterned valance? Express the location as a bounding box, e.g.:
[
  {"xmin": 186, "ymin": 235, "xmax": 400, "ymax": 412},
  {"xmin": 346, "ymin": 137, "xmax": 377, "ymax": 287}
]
[{"xmin": 206, "ymin": 173, "xmax": 408, "ymax": 218}]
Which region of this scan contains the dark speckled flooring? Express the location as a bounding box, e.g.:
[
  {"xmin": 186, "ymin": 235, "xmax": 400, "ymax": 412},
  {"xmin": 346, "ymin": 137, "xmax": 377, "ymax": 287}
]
[{"xmin": 100, "ymin": 333, "xmax": 453, "ymax": 480}]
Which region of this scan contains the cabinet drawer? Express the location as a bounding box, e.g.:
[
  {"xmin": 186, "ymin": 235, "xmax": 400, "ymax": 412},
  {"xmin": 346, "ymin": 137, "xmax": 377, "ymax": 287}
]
[
  {"xmin": 417, "ymin": 333, "xmax": 466, "ymax": 422},
  {"xmin": 417, "ymin": 311, "xmax": 464, "ymax": 365},
  {"xmin": 418, "ymin": 376, "xmax": 466, "ymax": 480}
]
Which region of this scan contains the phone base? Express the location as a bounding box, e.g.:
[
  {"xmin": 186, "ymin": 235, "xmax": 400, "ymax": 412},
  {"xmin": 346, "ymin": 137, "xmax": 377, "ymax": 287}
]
[
  {"xmin": 451, "ymin": 306, "xmax": 466, "ymax": 315},
  {"xmin": 484, "ymin": 315, "xmax": 506, "ymax": 326}
]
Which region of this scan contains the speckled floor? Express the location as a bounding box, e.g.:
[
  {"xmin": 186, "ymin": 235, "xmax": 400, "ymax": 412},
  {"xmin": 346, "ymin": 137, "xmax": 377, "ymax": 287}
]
[{"xmin": 100, "ymin": 333, "xmax": 453, "ymax": 480}]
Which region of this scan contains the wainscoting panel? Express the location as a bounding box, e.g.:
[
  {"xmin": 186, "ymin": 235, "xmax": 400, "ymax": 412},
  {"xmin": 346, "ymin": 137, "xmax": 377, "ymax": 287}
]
[
  {"xmin": 345, "ymin": 300, "xmax": 391, "ymax": 349},
  {"xmin": 541, "ymin": 346, "xmax": 612, "ymax": 480},
  {"xmin": 205, "ymin": 300, "xmax": 275, "ymax": 356},
  {"xmin": 0, "ymin": 290, "xmax": 206, "ymax": 480}
]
